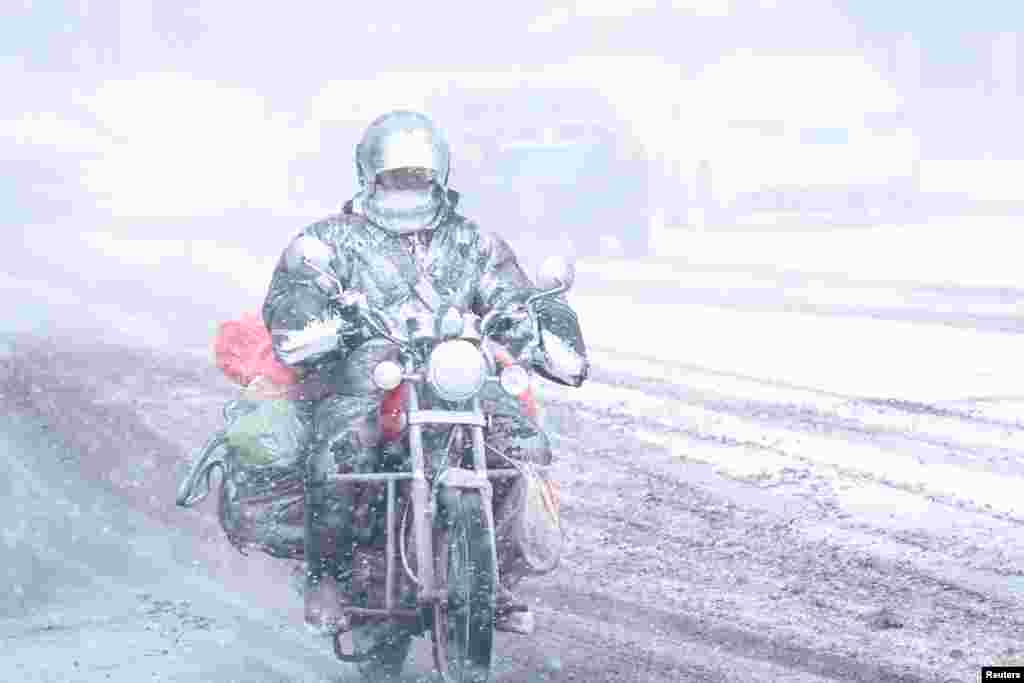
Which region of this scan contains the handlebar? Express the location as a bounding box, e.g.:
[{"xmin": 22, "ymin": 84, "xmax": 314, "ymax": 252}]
[
  {"xmin": 300, "ymin": 257, "xmax": 407, "ymax": 347},
  {"xmin": 479, "ymin": 283, "xmax": 567, "ymax": 337},
  {"xmin": 301, "ymin": 255, "xmax": 566, "ymax": 352},
  {"xmin": 479, "ymin": 307, "xmax": 528, "ymax": 338}
]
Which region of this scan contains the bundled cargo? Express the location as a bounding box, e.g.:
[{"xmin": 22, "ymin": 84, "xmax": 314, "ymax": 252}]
[
  {"xmin": 213, "ymin": 312, "xmax": 297, "ymax": 388},
  {"xmin": 178, "ymin": 312, "xmax": 311, "ymax": 559}
]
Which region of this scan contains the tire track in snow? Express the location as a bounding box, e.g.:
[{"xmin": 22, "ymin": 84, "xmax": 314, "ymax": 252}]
[
  {"xmin": 546, "ymin": 351, "xmax": 1024, "ymax": 527},
  {"xmin": 544, "ymin": 351, "xmax": 1024, "ymax": 603},
  {"xmin": 539, "ymin": 405, "xmax": 1024, "ymax": 681}
]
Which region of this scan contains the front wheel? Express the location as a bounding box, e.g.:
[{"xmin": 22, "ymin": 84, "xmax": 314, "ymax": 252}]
[{"xmin": 434, "ymin": 490, "xmax": 497, "ymax": 682}]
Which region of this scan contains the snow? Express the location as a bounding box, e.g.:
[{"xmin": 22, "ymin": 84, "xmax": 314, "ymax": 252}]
[
  {"xmin": 548, "ymin": 378, "xmax": 1024, "ymax": 521},
  {"xmin": 833, "ymin": 482, "xmax": 931, "ymax": 520},
  {"xmin": 577, "ymin": 217, "xmax": 1024, "ymax": 402},
  {"xmin": 578, "ymin": 261, "xmax": 1024, "ymax": 316},
  {"xmin": 645, "ymin": 215, "xmax": 1024, "ymax": 290},
  {"xmin": 573, "ymin": 294, "xmax": 1024, "ymax": 402},
  {"xmin": 565, "ymin": 219, "xmax": 1024, "ymax": 525}
]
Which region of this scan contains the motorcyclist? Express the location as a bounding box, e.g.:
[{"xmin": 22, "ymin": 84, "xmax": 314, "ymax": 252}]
[{"xmin": 262, "ymin": 110, "xmax": 589, "ymax": 638}]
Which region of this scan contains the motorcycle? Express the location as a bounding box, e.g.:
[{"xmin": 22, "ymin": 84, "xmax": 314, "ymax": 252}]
[
  {"xmin": 180, "ymin": 243, "xmax": 577, "ymax": 683},
  {"xmin": 322, "ymin": 252, "xmax": 573, "ymax": 682}
]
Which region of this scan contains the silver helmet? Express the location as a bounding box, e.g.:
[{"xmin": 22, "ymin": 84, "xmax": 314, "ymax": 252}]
[{"xmin": 355, "ymin": 111, "xmax": 452, "ymax": 235}]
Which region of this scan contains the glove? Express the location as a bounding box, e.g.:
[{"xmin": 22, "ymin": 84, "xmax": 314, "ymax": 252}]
[
  {"xmin": 491, "ymin": 304, "xmax": 537, "ymax": 356},
  {"xmin": 530, "ymin": 298, "xmax": 588, "ymax": 387},
  {"xmin": 329, "ymin": 290, "xmax": 371, "ymax": 345}
]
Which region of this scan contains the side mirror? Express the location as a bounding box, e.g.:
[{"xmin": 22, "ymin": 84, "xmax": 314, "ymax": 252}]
[{"xmin": 536, "ymin": 255, "xmax": 576, "ymax": 293}]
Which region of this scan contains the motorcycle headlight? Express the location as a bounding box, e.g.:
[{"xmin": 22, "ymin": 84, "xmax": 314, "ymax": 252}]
[
  {"xmin": 427, "ymin": 339, "xmax": 487, "ymax": 402},
  {"xmin": 499, "ymin": 364, "xmax": 530, "ymax": 397},
  {"xmin": 372, "ymin": 360, "xmax": 404, "ymax": 391}
]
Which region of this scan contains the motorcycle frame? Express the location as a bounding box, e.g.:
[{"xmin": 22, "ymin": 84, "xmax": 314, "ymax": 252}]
[
  {"xmin": 304, "ymin": 267, "xmax": 570, "ymax": 668},
  {"xmin": 327, "ymin": 367, "xmax": 521, "ymax": 667}
]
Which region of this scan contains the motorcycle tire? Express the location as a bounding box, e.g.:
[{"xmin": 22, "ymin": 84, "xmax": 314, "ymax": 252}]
[{"xmin": 434, "ymin": 490, "xmax": 497, "ymax": 683}]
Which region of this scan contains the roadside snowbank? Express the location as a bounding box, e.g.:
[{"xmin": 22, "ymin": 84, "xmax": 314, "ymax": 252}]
[
  {"xmin": 577, "ymin": 261, "xmax": 1024, "ymax": 316},
  {"xmin": 573, "ymin": 294, "xmax": 1024, "ymax": 402}
]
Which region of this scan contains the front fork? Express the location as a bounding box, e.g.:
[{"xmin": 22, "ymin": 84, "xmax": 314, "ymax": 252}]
[
  {"xmin": 329, "ymin": 382, "xmax": 505, "ymax": 665},
  {"xmin": 405, "ymin": 384, "xmax": 498, "ymax": 607},
  {"xmin": 404, "ymin": 384, "xmax": 502, "ymax": 676},
  {"xmin": 406, "ymin": 383, "xmax": 436, "ymax": 603}
]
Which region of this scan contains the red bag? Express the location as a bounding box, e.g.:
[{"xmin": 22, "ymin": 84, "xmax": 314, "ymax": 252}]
[{"xmin": 213, "ymin": 312, "xmax": 298, "ymax": 387}]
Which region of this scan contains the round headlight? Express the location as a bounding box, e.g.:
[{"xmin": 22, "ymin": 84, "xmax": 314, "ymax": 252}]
[
  {"xmin": 427, "ymin": 339, "xmax": 487, "ymax": 401},
  {"xmin": 499, "ymin": 364, "xmax": 530, "ymax": 397},
  {"xmin": 372, "ymin": 360, "xmax": 404, "ymax": 391}
]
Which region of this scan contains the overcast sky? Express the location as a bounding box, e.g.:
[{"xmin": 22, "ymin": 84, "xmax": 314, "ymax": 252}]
[{"xmin": 2, "ymin": 1, "xmax": 1022, "ymax": 229}]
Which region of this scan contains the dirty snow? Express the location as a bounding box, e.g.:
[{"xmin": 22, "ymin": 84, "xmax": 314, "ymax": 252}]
[
  {"xmin": 586, "ymin": 349, "xmax": 1024, "ymax": 452},
  {"xmin": 542, "ymin": 377, "xmax": 1024, "ymax": 520}
]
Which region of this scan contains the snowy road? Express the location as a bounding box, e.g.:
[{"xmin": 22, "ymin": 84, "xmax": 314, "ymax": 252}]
[
  {"xmin": 2, "ymin": 333, "xmax": 1022, "ymax": 681},
  {"xmin": 0, "ymin": 352, "xmax": 349, "ymax": 682},
  {"xmin": 3, "ymin": 226, "xmax": 1024, "ymax": 680}
]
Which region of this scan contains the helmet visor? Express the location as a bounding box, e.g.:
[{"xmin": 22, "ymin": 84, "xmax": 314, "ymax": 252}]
[{"xmin": 375, "ymin": 167, "xmax": 438, "ymax": 192}]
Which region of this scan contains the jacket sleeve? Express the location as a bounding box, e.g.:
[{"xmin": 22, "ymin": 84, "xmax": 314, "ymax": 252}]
[
  {"xmin": 472, "ymin": 230, "xmax": 535, "ymax": 314},
  {"xmin": 262, "ymin": 229, "xmax": 350, "ymax": 372},
  {"xmin": 473, "ymin": 230, "xmax": 589, "ymax": 388}
]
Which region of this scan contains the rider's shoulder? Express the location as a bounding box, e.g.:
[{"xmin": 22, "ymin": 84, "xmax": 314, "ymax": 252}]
[
  {"xmin": 446, "ymin": 212, "xmax": 479, "ymax": 239},
  {"xmin": 293, "ymin": 211, "xmax": 369, "ymax": 246},
  {"xmin": 446, "ymin": 213, "xmax": 508, "ymax": 252},
  {"xmin": 468, "ymin": 223, "xmax": 517, "ymax": 261}
]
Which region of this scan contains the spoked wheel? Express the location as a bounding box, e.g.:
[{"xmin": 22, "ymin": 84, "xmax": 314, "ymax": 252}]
[{"xmin": 433, "ymin": 490, "xmax": 497, "ymax": 683}]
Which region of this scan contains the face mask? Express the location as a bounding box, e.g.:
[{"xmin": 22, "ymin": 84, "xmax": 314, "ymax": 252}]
[{"xmin": 363, "ymin": 183, "xmax": 447, "ymax": 235}]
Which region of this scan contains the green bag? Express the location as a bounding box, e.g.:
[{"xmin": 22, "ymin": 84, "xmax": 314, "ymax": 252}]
[
  {"xmin": 215, "ymin": 396, "xmax": 312, "ymax": 559},
  {"xmin": 225, "ymin": 398, "xmax": 310, "ymax": 467}
]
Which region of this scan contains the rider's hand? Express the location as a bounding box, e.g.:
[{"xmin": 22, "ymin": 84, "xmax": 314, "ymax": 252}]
[
  {"xmin": 332, "ymin": 290, "xmax": 366, "ymax": 313},
  {"xmin": 331, "ymin": 290, "xmax": 369, "ymax": 341},
  {"xmin": 494, "ymin": 304, "xmax": 536, "ymax": 353}
]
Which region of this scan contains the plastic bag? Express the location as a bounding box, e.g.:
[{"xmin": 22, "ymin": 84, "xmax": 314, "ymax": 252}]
[
  {"xmin": 219, "ymin": 455, "xmax": 307, "ymax": 559},
  {"xmin": 224, "ymin": 386, "xmax": 309, "ymax": 467},
  {"xmin": 175, "ymin": 391, "xmax": 310, "ymax": 559},
  {"xmin": 505, "ymin": 460, "xmax": 564, "ymax": 574},
  {"xmin": 217, "ymin": 388, "xmax": 313, "ymax": 559}
]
